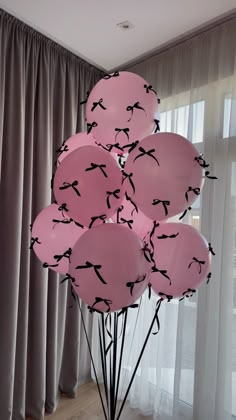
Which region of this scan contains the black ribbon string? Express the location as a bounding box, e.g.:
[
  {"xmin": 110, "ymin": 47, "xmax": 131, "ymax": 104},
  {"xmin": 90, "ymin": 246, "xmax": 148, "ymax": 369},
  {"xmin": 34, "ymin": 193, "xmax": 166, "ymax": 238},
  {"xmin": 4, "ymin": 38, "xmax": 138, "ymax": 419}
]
[
  {"xmin": 85, "ymin": 163, "xmax": 108, "ymax": 178},
  {"xmin": 60, "ymin": 273, "xmax": 75, "ymax": 284},
  {"xmin": 118, "ymin": 154, "xmax": 126, "ymax": 169},
  {"xmin": 157, "ymin": 232, "xmax": 179, "ymax": 239},
  {"xmin": 126, "ymin": 102, "xmax": 146, "ymax": 122},
  {"xmin": 125, "ymin": 192, "xmax": 138, "ymax": 215},
  {"xmin": 89, "ymin": 214, "xmax": 107, "ymax": 229},
  {"xmin": 179, "ymin": 207, "xmax": 192, "ymax": 220},
  {"xmin": 91, "ymin": 98, "xmax": 107, "ymax": 112},
  {"xmin": 152, "ymin": 199, "xmax": 170, "ymax": 216},
  {"xmin": 80, "ymin": 91, "xmax": 90, "ymax": 105},
  {"xmin": 91, "ymin": 297, "xmax": 112, "ymax": 312},
  {"xmin": 152, "ymin": 265, "xmax": 171, "ymax": 285},
  {"xmin": 207, "ymin": 272, "xmax": 212, "ymax": 284},
  {"xmin": 126, "ymin": 274, "xmax": 146, "ymax": 296},
  {"xmin": 208, "ymin": 243, "xmax": 215, "ymax": 256},
  {"xmin": 188, "ymin": 257, "xmax": 205, "ymax": 274},
  {"xmin": 54, "ymin": 247, "xmax": 72, "ymax": 263},
  {"xmin": 115, "ymin": 128, "xmax": 130, "ymax": 141},
  {"xmin": 194, "ymin": 155, "xmax": 209, "ymax": 168},
  {"xmin": 144, "ymin": 84, "xmax": 157, "ymax": 95},
  {"xmin": 185, "ymin": 186, "xmax": 200, "ymax": 202},
  {"xmin": 103, "ymin": 71, "xmax": 120, "ymax": 79},
  {"xmin": 59, "ymin": 180, "xmax": 81, "ymax": 196},
  {"xmin": 123, "ymin": 140, "xmax": 139, "ymax": 154},
  {"xmin": 154, "ymin": 119, "xmax": 160, "ymax": 133},
  {"xmin": 50, "ymin": 173, "xmax": 55, "ymax": 190},
  {"xmin": 158, "ymin": 292, "xmax": 173, "ymax": 302},
  {"xmin": 75, "ymin": 261, "xmax": 107, "ymax": 284},
  {"xmin": 87, "ymin": 121, "xmax": 98, "ymax": 134},
  {"xmin": 106, "ymin": 189, "xmax": 121, "ymax": 209},
  {"xmin": 134, "ymin": 146, "xmax": 160, "ymax": 165},
  {"xmin": 43, "ymin": 262, "xmax": 59, "ymax": 268},
  {"xmin": 29, "ymin": 224, "xmax": 32, "ymax": 231},
  {"xmin": 148, "ymin": 283, "xmax": 152, "ymax": 299},
  {"xmin": 120, "ymin": 217, "xmax": 133, "ymax": 229},
  {"xmin": 29, "ymin": 237, "xmax": 41, "ymax": 249},
  {"xmin": 121, "ymin": 171, "xmax": 135, "ymax": 193},
  {"xmin": 204, "ymin": 171, "xmax": 218, "ymax": 180}
]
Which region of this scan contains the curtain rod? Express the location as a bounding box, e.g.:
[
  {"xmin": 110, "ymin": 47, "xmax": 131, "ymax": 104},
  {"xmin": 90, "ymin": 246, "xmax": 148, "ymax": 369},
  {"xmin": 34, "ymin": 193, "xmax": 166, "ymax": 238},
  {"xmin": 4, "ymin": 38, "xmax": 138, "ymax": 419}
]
[{"xmin": 116, "ymin": 9, "xmax": 236, "ymax": 72}]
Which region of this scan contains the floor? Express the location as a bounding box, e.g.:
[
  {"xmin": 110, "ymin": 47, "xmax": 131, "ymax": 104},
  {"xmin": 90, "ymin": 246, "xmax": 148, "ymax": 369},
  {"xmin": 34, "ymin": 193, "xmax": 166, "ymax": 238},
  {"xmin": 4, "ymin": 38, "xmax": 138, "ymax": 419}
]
[{"xmin": 46, "ymin": 382, "xmax": 153, "ymax": 420}]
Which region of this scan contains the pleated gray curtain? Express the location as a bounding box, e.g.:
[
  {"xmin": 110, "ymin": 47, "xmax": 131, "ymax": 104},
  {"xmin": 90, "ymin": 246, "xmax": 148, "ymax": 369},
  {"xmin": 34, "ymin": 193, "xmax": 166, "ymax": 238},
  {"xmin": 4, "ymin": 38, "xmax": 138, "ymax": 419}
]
[{"xmin": 0, "ymin": 10, "xmax": 103, "ymax": 420}]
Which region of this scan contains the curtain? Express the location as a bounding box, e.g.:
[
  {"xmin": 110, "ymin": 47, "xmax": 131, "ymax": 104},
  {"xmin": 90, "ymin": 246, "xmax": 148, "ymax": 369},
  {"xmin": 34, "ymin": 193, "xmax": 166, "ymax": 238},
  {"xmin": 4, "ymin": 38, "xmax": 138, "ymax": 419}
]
[
  {"xmin": 0, "ymin": 10, "xmax": 103, "ymax": 420},
  {"xmin": 108, "ymin": 14, "xmax": 236, "ymax": 420}
]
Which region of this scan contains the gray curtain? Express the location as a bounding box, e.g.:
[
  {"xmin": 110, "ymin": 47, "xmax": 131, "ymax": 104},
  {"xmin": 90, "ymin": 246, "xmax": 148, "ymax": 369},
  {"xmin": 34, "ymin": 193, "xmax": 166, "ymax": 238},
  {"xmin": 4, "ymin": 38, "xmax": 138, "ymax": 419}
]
[{"xmin": 0, "ymin": 10, "xmax": 103, "ymax": 420}]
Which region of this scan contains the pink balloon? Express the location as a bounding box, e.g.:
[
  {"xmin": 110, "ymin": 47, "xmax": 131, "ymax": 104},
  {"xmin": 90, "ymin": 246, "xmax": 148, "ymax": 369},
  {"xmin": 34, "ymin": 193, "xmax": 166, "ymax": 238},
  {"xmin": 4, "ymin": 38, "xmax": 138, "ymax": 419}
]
[
  {"xmin": 57, "ymin": 132, "xmax": 96, "ymax": 166},
  {"xmin": 69, "ymin": 223, "xmax": 149, "ymax": 312},
  {"xmin": 150, "ymin": 223, "xmax": 211, "ymax": 299},
  {"xmin": 124, "ymin": 133, "xmax": 204, "ymax": 221},
  {"xmin": 86, "ymin": 71, "xmax": 158, "ymax": 148},
  {"xmin": 53, "ymin": 145, "xmax": 125, "ymax": 228},
  {"xmin": 31, "ymin": 203, "xmax": 86, "ymax": 274},
  {"xmin": 111, "ymin": 195, "xmax": 153, "ymax": 239}
]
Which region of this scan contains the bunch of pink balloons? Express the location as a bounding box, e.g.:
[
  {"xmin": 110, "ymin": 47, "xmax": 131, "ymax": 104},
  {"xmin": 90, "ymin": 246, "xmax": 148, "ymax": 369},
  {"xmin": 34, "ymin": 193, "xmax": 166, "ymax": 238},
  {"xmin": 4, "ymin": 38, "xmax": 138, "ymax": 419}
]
[{"xmin": 31, "ymin": 71, "xmax": 212, "ymax": 312}]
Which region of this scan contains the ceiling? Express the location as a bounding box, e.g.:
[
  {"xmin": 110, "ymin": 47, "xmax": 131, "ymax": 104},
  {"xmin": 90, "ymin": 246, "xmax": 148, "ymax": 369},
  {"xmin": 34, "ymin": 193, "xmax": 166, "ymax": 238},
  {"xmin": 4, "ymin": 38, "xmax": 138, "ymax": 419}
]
[{"xmin": 0, "ymin": 0, "xmax": 235, "ymax": 71}]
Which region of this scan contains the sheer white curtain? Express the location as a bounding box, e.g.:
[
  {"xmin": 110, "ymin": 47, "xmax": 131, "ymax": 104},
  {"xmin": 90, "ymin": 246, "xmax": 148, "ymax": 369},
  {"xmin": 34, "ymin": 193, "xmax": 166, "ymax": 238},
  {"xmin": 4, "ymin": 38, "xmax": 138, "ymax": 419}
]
[{"xmin": 109, "ymin": 15, "xmax": 236, "ymax": 420}]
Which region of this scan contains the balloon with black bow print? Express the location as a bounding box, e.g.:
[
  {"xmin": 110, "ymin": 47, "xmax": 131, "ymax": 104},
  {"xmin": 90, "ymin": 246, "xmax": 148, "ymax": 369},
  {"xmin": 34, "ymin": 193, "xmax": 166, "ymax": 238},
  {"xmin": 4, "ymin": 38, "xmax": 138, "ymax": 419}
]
[
  {"xmin": 124, "ymin": 132, "xmax": 204, "ymax": 221},
  {"xmin": 30, "ymin": 203, "xmax": 86, "ymax": 274},
  {"xmin": 69, "ymin": 223, "xmax": 149, "ymax": 312},
  {"xmin": 56, "ymin": 132, "xmax": 96, "ymax": 166},
  {"xmin": 86, "ymin": 71, "xmax": 159, "ymax": 148},
  {"xmin": 53, "ymin": 145, "xmax": 125, "ymax": 227},
  {"xmin": 149, "ymin": 222, "xmax": 211, "ymax": 299}
]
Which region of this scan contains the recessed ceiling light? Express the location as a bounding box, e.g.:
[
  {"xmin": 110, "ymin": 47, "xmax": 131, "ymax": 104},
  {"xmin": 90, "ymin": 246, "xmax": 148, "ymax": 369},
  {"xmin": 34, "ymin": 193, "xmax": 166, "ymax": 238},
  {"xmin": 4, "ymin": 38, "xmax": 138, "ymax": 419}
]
[{"xmin": 117, "ymin": 21, "xmax": 134, "ymax": 31}]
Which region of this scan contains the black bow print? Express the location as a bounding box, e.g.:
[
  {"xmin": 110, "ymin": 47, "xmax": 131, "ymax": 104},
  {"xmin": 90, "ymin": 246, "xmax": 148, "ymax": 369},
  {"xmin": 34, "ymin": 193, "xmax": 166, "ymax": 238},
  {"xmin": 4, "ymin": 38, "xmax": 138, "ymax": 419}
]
[
  {"xmin": 152, "ymin": 265, "xmax": 171, "ymax": 285},
  {"xmin": 43, "ymin": 262, "xmax": 59, "ymax": 268},
  {"xmin": 206, "ymin": 272, "xmax": 212, "ymax": 284},
  {"xmin": 154, "ymin": 119, "xmax": 160, "ymax": 133},
  {"xmin": 126, "ymin": 274, "xmax": 146, "ymax": 296},
  {"xmin": 185, "ymin": 186, "xmax": 200, "ymax": 202},
  {"xmin": 115, "ymin": 128, "xmax": 130, "ymax": 141},
  {"xmin": 158, "ymin": 292, "xmax": 173, "ymax": 302},
  {"xmin": 89, "ymin": 214, "xmax": 107, "ymax": 229},
  {"xmin": 120, "ymin": 217, "xmax": 133, "ymax": 229},
  {"xmin": 123, "ymin": 140, "xmax": 139, "ymax": 153},
  {"xmin": 91, "ymin": 98, "xmax": 107, "ymax": 112},
  {"xmin": 87, "ymin": 121, "xmax": 98, "ymax": 134},
  {"xmin": 51, "ymin": 173, "xmax": 55, "ymax": 190},
  {"xmin": 58, "ymin": 203, "xmax": 69, "ymax": 218},
  {"xmin": 56, "ymin": 144, "xmax": 69, "ymax": 157},
  {"xmin": 126, "ymin": 102, "xmax": 146, "ymax": 122},
  {"xmin": 188, "ymin": 257, "xmax": 205, "ymax": 274},
  {"xmin": 142, "ymin": 242, "xmax": 153, "ymax": 264},
  {"xmin": 91, "ymin": 297, "xmax": 112, "ymax": 313},
  {"xmin": 75, "ymin": 261, "xmax": 107, "ymax": 284},
  {"xmin": 179, "ymin": 207, "xmax": 192, "ymax": 220},
  {"xmin": 157, "ymin": 98, "xmax": 161, "ymax": 104},
  {"xmin": 116, "ymin": 205, "xmax": 124, "ymax": 224},
  {"xmin": 74, "ymin": 220, "xmax": 84, "ymax": 229},
  {"xmin": 179, "ymin": 288, "xmax": 196, "ymax": 301},
  {"xmin": 85, "ymin": 163, "xmax": 108, "ymax": 178},
  {"xmin": 96, "ymin": 142, "xmax": 124, "ymax": 153},
  {"xmin": 152, "ymin": 199, "xmax": 170, "ymax": 216},
  {"xmin": 194, "ymin": 155, "xmax": 209, "ymax": 168},
  {"xmin": 80, "ymin": 91, "xmax": 90, "ymax": 105},
  {"xmin": 144, "ymin": 84, "xmax": 157, "ymax": 95},
  {"xmin": 29, "ymin": 224, "xmax": 32, "ymax": 231},
  {"xmin": 103, "ymin": 71, "xmax": 120, "ymax": 79},
  {"xmin": 149, "ymin": 221, "xmax": 160, "ymax": 255},
  {"xmin": 52, "ymin": 217, "xmax": 74, "ymax": 229},
  {"xmin": 118, "ymin": 154, "xmax": 126, "ymax": 169},
  {"xmin": 122, "ymin": 170, "xmax": 135, "ymax": 193},
  {"xmin": 134, "ymin": 147, "xmax": 160, "ymax": 165},
  {"xmin": 59, "ymin": 180, "xmax": 81, "ymax": 196},
  {"xmin": 208, "ymin": 243, "xmax": 215, "ymax": 256},
  {"xmin": 157, "ymin": 232, "xmax": 179, "ymax": 239},
  {"xmin": 204, "ymin": 171, "xmax": 218, "ymax": 180},
  {"xmin": 106, "ymin": 189, "xmax": 121, "ymax": 209},
  {"xmin": 125, "ymin": 192, "xmax": 138, "ymax": 215},
  {"xmin": 60, "ymin": 273, "xmax": 76, "ymax": 284},
  {"xmin": 29, "ymin": 237, "xmax": 41, "ymax": 249},
  {"xmin": 54, "ymin": 248, "xmax": 72, "ymax": 263}
]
